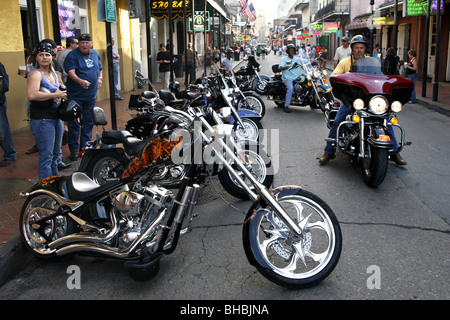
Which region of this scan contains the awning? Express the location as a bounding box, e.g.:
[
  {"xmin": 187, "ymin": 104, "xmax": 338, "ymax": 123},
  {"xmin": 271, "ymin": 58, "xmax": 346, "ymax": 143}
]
[
  {"xmin": 207, "ymin": 0, "xmax": 227, "ymax": 19},
  {"xmin": 346, "ymin": 18, "xmax": 369, "ymax": 30}
]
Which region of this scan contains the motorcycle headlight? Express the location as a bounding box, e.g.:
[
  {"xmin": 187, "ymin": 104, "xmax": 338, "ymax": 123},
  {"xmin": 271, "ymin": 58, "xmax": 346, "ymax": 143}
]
[
  {"xmin": 391, "ymin": 101, "xmax": 402, "ymax": 113},
  {"xmin": 353, "ymin": 98, "xmax": 365, "ymax": 110},
  {"xmin": 369, "ymin": 96, "xmax": 388, "ymax": 114},
  {"xmin": 313, "ymin": 70, "xmax": 321, "ymax": 78},
  {"xmin": 323, "ymin": 69, "xmax": 328, "ymax": 76}
]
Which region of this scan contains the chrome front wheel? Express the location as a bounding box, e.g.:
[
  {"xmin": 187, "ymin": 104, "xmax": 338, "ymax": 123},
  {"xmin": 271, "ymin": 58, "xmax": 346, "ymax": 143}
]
[{"xmin": 244, "ymin": 189, "xmax": 342, "ymax": 288}]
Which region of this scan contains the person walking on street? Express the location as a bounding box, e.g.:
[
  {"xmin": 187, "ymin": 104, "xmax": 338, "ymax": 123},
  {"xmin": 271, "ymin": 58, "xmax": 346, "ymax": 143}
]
[
  {"xmin": 405, "ymin": 49, "xmax": 418, "ymax": 104},
  {"xmin": 26, "ymin": 41, "xmax": 67, "ymax": 179},
  {"xmin": 0, "ymin": 61, "xmax": 17, "ymax": 167},
  {"xmin": 183, "ymin": 43, "xmax": 201, "ymax": 85},
  {"xmin": 333, "ymin": 36, "xmax": 351, "ymax": 69},
  {"xmin": 64, "ymin": 33, "xmax": 102, "ymax": 161},
  {"xmin": 111, "ymin": 37, "xmax": 123, "ymax": 99},
  {"xmin": 156, "ymin": 43, "xmax": 172, "ymax": 90}
]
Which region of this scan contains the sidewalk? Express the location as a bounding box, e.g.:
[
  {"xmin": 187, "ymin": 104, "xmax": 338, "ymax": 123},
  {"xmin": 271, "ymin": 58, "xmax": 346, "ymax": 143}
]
[{"xmin": 0, "ymin": 60, "xmax": 449, "ymax": 285}]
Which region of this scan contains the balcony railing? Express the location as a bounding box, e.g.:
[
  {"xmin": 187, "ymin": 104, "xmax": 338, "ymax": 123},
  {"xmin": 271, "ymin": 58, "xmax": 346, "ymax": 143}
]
[{"xmin": 316, "ymin": 0, "xmax": 349, "ymax": 20}]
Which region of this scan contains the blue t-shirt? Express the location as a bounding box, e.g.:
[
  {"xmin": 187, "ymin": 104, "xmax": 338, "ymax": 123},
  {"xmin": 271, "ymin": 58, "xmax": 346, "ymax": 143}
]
[
  {"xmin": 280, "ymin": 55, "xmax": 302, "ymax": 82},
  {"xmin": 64, "ymin": 48, "xmax": 102, "ymax": 100}
]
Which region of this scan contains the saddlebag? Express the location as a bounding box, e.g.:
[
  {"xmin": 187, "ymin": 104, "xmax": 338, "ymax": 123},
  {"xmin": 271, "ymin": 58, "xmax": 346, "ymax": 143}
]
[{"xmin": 264, "ymin": 81, "xmax": 284, "ymax": 96}]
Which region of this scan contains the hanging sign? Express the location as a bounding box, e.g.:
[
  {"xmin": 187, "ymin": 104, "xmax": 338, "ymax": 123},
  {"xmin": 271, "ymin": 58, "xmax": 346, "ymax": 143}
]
[
  {"xmin": 403, "ymin": 0, "xmax": 444, "ymax": 16},
  {"xmin": 324, "ymin": 22, "xmax": 339, "ymax": 34},
  {"xmin": 188, "ymin": 11, "xmax": 210, "ymax": 32},
  {"xmin": 150, "ymin": 0, "xmax": 192, "ymax": 19},
  {"xmin": 310, "ymin": 23, "xmax": 323, "ymax": 36}
]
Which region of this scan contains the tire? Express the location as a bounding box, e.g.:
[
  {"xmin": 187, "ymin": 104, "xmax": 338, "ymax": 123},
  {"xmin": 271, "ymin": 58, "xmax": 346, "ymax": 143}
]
[
  {"xmin": 237, "ymin": 94, "xmax": 266, "ymax": 118},
  {"xmin": 255, "ymin": 79, "xmax": 268, "ymax": 95},
  {"xmin": 243, "ymin": 189, "xmax": 342, "ymax": 289},
  {"xmin": 233, "ymin": 118, "xmax": 262, "ymax": 141},
  {"xmin": 218, "ymin": 146, "xmax": 273, "ymax": 200},
  {"xmin": 85, "ymin": 151, "xmax": 129, "ymax": 185},
  {"xmin": 361, "ymin": 145, "xmax": 389, "ymax": 187},
  {"xmin": 20, "ymin": 193, "xmax": 78, "ymax": 259}
]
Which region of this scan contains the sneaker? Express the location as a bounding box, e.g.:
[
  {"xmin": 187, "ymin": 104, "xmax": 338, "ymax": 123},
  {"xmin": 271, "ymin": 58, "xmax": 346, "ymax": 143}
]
[
  {"xmin": 115, "ymin": 96, "xmax": 124, "ymax": 100},
  {"xmin": 69, "ymin": 151, "xmax": 78, "ymax": 162},
  {"xmin": 58, "ymin": 161, "xmax": 72, "ymax": 170},
  {"xmin": 0, "ymin": 158, "xmax": 16, "ymax": 167},
  {"xmin": 284, "ymin": 107, "xmax": 292, "ymax": 113}
]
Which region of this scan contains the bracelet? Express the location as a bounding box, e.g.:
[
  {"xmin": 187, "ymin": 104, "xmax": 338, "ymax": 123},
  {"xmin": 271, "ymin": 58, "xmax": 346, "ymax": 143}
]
[{"xmin": 98, "ymin": 77, "xmax": 103, "ymax": 80}]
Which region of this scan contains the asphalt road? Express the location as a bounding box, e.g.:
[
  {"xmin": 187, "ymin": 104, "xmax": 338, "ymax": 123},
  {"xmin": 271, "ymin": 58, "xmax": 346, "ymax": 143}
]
[{"xmin": 0, "ymin": 53, "xmax": 448, "ymax": 302}]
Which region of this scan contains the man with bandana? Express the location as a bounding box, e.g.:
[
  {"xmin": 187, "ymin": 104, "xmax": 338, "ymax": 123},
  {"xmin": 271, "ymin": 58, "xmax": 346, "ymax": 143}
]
[{"xmin": 64, "ymin": 33, "xmax": 103, "ymax": 161}]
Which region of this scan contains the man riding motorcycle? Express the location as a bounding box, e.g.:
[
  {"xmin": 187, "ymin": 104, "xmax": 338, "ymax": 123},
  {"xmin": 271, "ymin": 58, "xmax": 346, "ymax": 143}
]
[
  {"xmin": 279, "ymin": 44, "xmax": 302, "ymax": 113},
  {"xmin": 318, "ymin": 35, "xmax": 407, "ymax": 166}
]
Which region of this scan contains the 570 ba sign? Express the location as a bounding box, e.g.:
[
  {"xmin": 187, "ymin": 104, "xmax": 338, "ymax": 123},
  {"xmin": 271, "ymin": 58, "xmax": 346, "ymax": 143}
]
[{"xmin": 151, "ymin": 0, "xmax": 192, "ymax": 19}]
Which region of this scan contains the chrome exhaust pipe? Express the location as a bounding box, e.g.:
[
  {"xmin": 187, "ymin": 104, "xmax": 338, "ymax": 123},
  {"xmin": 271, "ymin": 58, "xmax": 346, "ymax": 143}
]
[
  {"xmin": 49, "ymin": 210, "xmax": 119, "ymax": 250},
  {"xmin": 55, "ymin": 208, "xmax": 166, "ymax": 257}
]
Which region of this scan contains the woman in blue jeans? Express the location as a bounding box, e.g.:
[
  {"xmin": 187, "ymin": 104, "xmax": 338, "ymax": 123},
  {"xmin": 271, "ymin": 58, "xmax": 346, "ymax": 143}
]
[
  {"xmin": 405, "ymin": 49, "xmax": 418, "ymax": 103},
  {"xmin": 27, "ymin": 42, "xmax": 67, "ymax": 180}
]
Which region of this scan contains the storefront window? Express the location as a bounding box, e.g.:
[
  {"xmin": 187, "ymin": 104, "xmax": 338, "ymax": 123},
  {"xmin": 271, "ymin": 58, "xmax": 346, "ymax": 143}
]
[{"xmin": 58, "ymin": 0, "xmax": 81, "ymax": 42}]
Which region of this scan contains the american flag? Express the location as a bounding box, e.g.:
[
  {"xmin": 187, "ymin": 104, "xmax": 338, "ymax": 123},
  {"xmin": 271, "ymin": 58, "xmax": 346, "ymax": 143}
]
[
  {"xmin": 239, "ymin": 0, "xmax": 248, "ymax": 16},
  {"xmin": 245, "ymin": 3, "xmax": 256, "ymax": 22}
]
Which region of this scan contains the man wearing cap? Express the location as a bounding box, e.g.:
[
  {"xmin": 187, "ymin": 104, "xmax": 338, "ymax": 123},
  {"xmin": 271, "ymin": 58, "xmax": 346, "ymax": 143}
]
[
  {"xmin": 319, "ymin": 35, "xmax": 407, "ymax": 166},
  {"xmin": 333, "ymin": 36, "xmax": 351, "ymax": 69},
  {"xmin": 64, "ymin": 33, "xmax": 103, "ymax": 161}
]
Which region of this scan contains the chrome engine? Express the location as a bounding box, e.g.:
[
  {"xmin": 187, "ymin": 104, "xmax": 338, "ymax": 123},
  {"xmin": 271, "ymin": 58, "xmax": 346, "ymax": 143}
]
[{"xmin": 112, "ymin": 185, "xmax": 175, "ymax": 249}]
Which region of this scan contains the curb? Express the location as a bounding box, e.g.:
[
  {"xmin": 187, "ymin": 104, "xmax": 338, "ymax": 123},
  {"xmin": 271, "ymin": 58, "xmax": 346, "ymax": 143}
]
[{"xmin": 0, "ymin": 234, "xmax": 34, "ymax": 287}]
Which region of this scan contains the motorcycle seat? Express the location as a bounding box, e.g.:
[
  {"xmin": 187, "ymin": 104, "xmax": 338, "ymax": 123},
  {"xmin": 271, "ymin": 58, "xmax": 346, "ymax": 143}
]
[
  {"xmin": 102, "ymin": 130, "xmax": 133, "ymax": 144},
  {"xmin": 175, "ymin": 90, "xmax": 199, "ymax": 100},
  {"xmin": 274, "ymin": 74, "xmax": 282, "ymax": 81},
  {"xmin": 123, "ymin": 137, "xmax": 150, "ymax": 156},
  {"xmin": 67, "ymin": 172, "xmax": 119, "ymax": 201}
]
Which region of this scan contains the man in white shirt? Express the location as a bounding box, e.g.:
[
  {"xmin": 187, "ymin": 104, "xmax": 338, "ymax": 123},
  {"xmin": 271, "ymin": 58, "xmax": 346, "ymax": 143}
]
[{"xmin": 333, "ymin": 36, "xmax": 351, "ymax": 68}]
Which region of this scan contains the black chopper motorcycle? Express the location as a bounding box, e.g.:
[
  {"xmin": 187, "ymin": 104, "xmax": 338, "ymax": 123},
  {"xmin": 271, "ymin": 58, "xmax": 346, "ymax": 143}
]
[
  {"xmin": 233, "ymin": 55, "xmax": 270, "ymax": 95},
  {"xmin": 326, "ymin": 57, "xmax": 414, "ymax": 187},
  {"xmin": 19, "ymin": 102, "xmax": 342, "ymax": 289},
  {"xmin": 78, "ymin": 90, "xmax": 273, "ymax": 200},
  {"xmin": 264, "ymin": 58, "xmax": 334, "ymax": 112}
]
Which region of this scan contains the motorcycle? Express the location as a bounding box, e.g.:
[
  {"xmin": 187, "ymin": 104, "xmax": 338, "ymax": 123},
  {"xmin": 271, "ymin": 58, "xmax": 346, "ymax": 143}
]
[
  {"xmin": 233, "ymin": 55, "xmax": 270, "ymax": 95},
  {"xmin": 19, "ymin": 103, "xmax": 342, "ymax": 289},
  {"xmin": 264, "ymin": 58, "xmax": 334, "ymax": 112},
  {"xmin": 79, "ymin": 91, "xmax": 273, "ymax": 200},
  {"xmin": 326, "ymin": 57, "xmax": 414, "ymax": 187},
  {"xmin": 201, "ymin": 62, "xmax": 266, "ymax": 118}
]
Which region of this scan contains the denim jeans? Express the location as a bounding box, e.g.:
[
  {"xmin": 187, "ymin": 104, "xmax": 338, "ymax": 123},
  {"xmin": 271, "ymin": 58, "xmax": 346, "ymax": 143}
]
[
  {"xmin": 67, "ymin": 98, "xmax": 96, "ymax": 153},
  {"xmin": 0, "ymin": 101, "xmax": 16, "ymax": 161},
  {"xmin": 284, "ymin": 79, "xmax": 294, "ymax": 108},
  {"xmin": 113, "ymin": 63, "xmax": 120, "ymax": 97},
  {"xmin": 324, "ymin": 103, "xmax": 399, "ymax": 155},
  {"xmin": 407, "ymin": 72, "xmax": 417, "ymax": 103},
  {"xmin": 30, "ymin": 118, "xmax": 64, "ymax": 180}
]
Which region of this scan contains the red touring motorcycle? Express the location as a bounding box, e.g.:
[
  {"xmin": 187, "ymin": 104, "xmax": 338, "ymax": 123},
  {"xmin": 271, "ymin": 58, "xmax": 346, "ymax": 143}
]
[{"xmin": 326, "ymin": 57, "xmax": 414, "ymax": 187}]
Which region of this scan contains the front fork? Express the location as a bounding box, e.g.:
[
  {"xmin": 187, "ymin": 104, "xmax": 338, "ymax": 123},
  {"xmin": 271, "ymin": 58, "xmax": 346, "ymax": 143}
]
[{"xmin": 197, "ymin": 114, "xmax": 304, "ymax": 237}]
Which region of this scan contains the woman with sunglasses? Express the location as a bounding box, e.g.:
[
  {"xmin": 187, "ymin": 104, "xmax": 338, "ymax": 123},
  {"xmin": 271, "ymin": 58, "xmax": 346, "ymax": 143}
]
[{"xmin": 27, "ymin": 41, "xmax": 67, "ymax": 180}]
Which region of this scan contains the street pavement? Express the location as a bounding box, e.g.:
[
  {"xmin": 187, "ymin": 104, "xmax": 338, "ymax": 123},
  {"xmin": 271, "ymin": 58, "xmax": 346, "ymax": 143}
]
[{"xmin": 0, "ymin": 52, "xmax": 449, "ymax": 300}]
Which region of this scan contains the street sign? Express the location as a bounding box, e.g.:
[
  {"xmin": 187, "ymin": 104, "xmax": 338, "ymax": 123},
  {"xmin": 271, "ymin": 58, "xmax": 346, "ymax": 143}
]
[{"xmin": 105, "ymin": 0, "xmax": 117, "ymax": 22}]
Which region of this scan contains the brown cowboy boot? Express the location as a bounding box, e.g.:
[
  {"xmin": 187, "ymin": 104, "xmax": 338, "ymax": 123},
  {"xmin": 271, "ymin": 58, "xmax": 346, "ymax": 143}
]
[
  {"xmin": 390, "ymin": 153, "xmax": 407, "ymax": 166},
  {"xmin": 319, "ymin": 152, "xmax": 336, "ymax": 165}
]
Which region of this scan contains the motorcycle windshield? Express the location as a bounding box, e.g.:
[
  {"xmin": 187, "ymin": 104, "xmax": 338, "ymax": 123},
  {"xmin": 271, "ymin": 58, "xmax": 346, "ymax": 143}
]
[
  {"xmin": 330, "ymin": 57, "xmax": 414, "ymax": 105},
  {"xmin": 300, "ymin": 58, "xmax": 314, "ymax": 75},
  {"xmin": 351, "ymin": 57, "xmax": 384, "ymax": 75}
]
